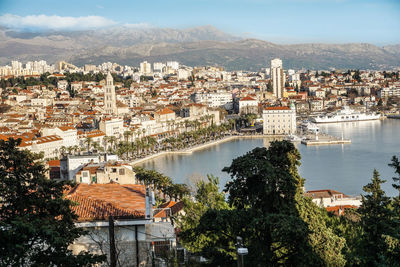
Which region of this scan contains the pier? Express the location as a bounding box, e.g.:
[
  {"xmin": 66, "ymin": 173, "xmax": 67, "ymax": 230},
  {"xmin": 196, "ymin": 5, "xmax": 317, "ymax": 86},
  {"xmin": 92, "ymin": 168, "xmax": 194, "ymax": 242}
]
[
  {"xmin": 387, "ymin": 114, "xmax": 400, "ymax": 119},
  {"xmin": 300, "ymin": 133, "xmax": 351, "ymax": 146}
]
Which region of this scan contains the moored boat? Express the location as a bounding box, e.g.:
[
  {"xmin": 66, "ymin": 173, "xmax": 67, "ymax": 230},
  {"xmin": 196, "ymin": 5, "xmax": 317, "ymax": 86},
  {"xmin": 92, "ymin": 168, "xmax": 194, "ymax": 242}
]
[{"xmin": 310, "ymin": 106, "xmax": 381, "ymax": 123}]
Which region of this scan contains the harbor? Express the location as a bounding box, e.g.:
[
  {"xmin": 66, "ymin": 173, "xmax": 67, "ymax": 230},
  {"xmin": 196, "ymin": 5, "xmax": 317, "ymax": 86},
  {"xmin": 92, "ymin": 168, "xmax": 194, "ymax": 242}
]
[
  {"xmin": 300, "ymin": 133, "xmax": 351, "ymax": 146},
  {"xmin": 294, "ymin": 120, "xmax": 352, "ymax": 146}
]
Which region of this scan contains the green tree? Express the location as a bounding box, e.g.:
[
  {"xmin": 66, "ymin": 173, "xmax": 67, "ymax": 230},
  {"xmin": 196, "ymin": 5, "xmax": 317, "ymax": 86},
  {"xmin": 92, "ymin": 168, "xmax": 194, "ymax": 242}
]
[
  {"xmin": 0, "ymin": 138, "xmax": 105, "ymax": 266},
  {"xmin": 177, "ymin": 175, "xmax": 230, "ymax": 256},
  {"xmin": 358, "ymin": 169, "xmax": 396, "ymax": 266},
  {"xmin": 266, "ymin": 80, "xmax": 273, "ymax": 92},
  {"xmin": 387, "ymin": 156, "xmax": 400, "ymax": 263},
  {"xmin": 183, "ymin": 141, "xmax": 346, "ymax": 266}
]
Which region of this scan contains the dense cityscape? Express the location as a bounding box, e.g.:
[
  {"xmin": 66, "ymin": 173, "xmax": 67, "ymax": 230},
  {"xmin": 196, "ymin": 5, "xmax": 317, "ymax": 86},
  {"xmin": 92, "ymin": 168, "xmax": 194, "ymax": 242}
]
[
  {"xmin": 1, "ymin": 0, "xmax": 400, "ymax": 266},
  {"xmin": 1, "ymin": 57, "xmax": 400, "ymax": 265}
]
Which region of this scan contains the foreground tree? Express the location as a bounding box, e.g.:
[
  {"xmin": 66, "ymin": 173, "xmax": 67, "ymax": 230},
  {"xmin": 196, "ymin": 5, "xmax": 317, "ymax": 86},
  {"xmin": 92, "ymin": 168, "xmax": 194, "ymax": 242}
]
[
  {"xmin": 180, "ymin": 141, "xmax": 346, "ymax": 266},
  {"xmin": 177, "ymin": 175, "xmax": 231, "ymax": 262},
  {"xmin": 357, "ymin": 169, "xmax": 398, "ymax": 266},
  {"xmin": 0, "ymin": 139, "xmax": 105, "ymax": 266}
]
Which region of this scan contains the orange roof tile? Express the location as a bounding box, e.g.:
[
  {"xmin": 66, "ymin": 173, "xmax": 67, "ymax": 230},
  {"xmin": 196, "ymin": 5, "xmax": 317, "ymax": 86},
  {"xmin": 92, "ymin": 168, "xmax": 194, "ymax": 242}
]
[
  {"xmin": 66, "ymin": 184, "xmax": 146, "ymax": 221},
  {"xmin": 264, "ymin": 106, "xmax": 291, "ymax": 110}
]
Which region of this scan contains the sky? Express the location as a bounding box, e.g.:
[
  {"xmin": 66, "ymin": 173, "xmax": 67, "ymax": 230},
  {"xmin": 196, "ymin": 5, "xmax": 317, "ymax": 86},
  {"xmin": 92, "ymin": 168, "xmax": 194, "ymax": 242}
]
[{"xmin": 0, "ymin": 0, "xmax": 399, "ymax": 45}]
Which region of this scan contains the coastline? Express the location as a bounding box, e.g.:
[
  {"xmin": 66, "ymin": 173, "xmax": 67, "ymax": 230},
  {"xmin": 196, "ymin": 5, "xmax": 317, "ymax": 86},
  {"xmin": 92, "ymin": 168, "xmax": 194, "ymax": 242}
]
[{"xmin": 131, "ymin": 134, "xmax": 283, "ymax": 165}]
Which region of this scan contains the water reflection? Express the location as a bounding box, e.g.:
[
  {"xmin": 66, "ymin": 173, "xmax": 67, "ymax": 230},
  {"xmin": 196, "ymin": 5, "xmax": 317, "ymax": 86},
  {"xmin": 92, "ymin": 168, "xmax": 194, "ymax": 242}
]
[{"xmin": 139, "ymin": 120, "xmax": 400, "ymax": 196}]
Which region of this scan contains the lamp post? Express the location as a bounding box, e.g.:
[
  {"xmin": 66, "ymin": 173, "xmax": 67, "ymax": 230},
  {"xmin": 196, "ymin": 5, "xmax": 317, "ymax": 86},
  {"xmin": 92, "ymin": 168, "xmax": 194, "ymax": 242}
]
[{"xmin": 236, "ymin": 236, "xmax": 248, "ymax": 267}]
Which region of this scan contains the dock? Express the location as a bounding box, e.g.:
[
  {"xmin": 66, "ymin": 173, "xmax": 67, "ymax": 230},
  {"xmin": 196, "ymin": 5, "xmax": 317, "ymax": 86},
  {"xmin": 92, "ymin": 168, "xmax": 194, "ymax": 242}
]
[
  {"xmin": 300, "ymin": 133, "xmax": 351, "ymax": 146},
  {"xmin": 387, "ymin": 114, "xmax": 400, "ymax": 119}
]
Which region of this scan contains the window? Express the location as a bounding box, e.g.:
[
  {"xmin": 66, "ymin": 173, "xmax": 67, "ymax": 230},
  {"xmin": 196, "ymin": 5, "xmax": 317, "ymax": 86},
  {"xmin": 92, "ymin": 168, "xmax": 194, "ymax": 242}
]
[
  {"xmin": 119, "ymin": 168, "xmax": 125, "ymax": 175},
  {"xmin": 112, "ymin": 168, "xmax": 117, "ymax": 173}
]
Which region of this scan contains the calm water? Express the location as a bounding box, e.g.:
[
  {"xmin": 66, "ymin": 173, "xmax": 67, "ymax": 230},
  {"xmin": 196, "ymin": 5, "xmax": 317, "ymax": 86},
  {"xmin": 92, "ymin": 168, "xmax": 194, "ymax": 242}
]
[{"xmin": 139, "ymin": 119, "xmax": 400, "ymax": 196}]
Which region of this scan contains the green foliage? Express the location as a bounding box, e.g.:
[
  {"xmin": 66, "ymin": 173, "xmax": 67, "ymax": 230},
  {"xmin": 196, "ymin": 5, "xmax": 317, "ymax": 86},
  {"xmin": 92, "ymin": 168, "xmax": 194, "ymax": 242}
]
[
  {"xmin": 177, "ymin": 175, "xmax": 231, "ymax": 260},
  {"xmin": 133, "ymin": 166, "xmax": 190, "ymax": 201},
  {"xmin": 181, "ymin": 141, "xmax": 346, "ymax": 266},
  {"xmin": 266, "ymin": 80, "xmax": 273, "ymax": 92},
  {"xmin": 358, "ymin": 169, "xmax": 399, "ymax": 266},
  {"xmin": 0, "ymin": 138, "xmax": 105, "ymax": 266}
]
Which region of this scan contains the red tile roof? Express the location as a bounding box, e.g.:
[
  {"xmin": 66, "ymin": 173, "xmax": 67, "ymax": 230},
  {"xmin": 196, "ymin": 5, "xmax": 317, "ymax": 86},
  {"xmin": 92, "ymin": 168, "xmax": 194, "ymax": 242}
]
[
  {"xmin": 240, "ymin": 96, "xmax": 256, "ymax": 101},
  {"xmin": 66, "ymin": 184, "xmax": 146, "ymax": 221},
  {"xmin": 264, "ymin": 106, "xmax": 291, "ymax": 110}
]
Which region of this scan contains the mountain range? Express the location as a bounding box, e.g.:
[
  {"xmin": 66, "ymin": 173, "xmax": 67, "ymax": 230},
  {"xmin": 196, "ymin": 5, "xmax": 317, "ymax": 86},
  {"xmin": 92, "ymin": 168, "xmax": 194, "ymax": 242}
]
[{"xmin": 1, "ymin": 25, "xmax": 399, "ymax": 71}]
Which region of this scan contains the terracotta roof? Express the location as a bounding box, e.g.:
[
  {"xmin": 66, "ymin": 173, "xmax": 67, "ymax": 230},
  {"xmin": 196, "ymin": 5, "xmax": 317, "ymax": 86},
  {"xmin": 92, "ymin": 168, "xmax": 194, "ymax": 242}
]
[
  {"xmin": 326, "ymin": 205, "xmax": 358, "ymax": 216},
  {"xmin": 305, "ymin": 189, "xmax": 349, "ymax": 199},
  {"xmin": 66, "ymin": 184, "xmax": 146, "ymax": 221},
  {"xmin": 264, "ymin": 106, "xmax": 291, "ymax": 110},
  {"xmin": 240, "ymin": 96, "xmax": 256, "ymax": 101},
  {"xmin": 48, "ymin": 160, "xmax": 60, "ymax": 167},
  {"xmin": 158, "ymin": 108, "xmax": 175, "ymax": 115},
  {"xmin": 58, "ymin": 126, "xmax": 76, "ymax": 131}
]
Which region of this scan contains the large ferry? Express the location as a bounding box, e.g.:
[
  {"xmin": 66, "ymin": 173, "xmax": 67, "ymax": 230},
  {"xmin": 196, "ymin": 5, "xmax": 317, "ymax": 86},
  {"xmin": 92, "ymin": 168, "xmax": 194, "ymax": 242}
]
[{"xmin": 310, "ymin": 106, "xmax": 381, "ymax": 123}]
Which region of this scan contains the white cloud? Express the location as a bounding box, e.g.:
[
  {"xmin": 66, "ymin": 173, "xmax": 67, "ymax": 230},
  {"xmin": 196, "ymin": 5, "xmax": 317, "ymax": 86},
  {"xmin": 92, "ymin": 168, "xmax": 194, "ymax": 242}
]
[{"xmin": 0, "ymin": 14, "xmax": 118, "ymax": 31}]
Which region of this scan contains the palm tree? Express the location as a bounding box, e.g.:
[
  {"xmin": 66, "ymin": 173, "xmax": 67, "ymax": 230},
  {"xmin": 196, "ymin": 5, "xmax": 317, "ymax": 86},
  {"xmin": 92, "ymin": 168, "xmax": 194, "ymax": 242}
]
[
  {"xmin": 123, "ymin": 130, "xmax": 133, "ymax": 143},
  {"xmin": 67, "ymin": 146, "xmax": 74, "ymax": 154},
  {"xmin": 84, "ymin": 137, "xmax": 93, "ymax": 153},
  {"xmin": 72, "ymin": 145, "xmax": 80, "ymax": 155},
  {"xmin": 59, "ymin": 146, "xmax": 67, "ymax": 156},
  {"xmin": 107, "ymin": 136, "xmax": 117, "ymax": 153}
]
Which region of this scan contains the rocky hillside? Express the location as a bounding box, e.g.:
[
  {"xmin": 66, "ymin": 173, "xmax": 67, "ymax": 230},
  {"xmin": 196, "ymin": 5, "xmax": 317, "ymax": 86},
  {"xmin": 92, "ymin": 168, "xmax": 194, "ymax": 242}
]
[{"xmin": 1, "ymin": 26, "xmax": 399, "ymax": 71}]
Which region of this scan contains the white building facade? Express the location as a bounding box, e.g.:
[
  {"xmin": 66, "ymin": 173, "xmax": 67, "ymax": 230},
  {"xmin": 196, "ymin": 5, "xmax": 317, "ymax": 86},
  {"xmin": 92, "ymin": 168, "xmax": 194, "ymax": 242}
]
[
  {"xmin": 263, "ymin": 106, "xmax": 296, "ymax": 135},
  {"xmin": 270, "ymin": 58, "xmax": 284, "ymax": 99}
]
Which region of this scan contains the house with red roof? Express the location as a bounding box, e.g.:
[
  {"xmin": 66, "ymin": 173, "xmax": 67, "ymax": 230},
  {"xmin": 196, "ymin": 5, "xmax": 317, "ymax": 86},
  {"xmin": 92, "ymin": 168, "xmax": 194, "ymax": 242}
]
[
  {"xmin": 66, "ymin": 183, "xmax": 176, "ymax": 266},
  {"xmin": 304, "ymin": 189, "xmax": 362, "ymax": 213},
  {"xmin": 238, "ymin": 96, "xmax": 258, "ymax": 115}
]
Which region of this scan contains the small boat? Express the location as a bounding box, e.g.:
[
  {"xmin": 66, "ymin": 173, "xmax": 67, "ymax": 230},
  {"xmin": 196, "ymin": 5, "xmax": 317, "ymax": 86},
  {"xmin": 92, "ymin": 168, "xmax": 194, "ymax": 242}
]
[
  {"xmin": 285, "ymin": 134, "xmax": 303, "ymax": 142},
  {"xmin": 300, "ymin": 120, "xmax": 319, "ymax": 133}
]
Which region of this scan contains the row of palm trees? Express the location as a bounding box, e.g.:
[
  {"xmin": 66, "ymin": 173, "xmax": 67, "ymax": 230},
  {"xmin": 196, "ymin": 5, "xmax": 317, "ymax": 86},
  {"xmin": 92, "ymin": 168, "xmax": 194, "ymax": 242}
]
[
  {"xmin": 58, "ymin": 116, "xmax": 250, "ymax": 159},
  {"xmin": 133, "ymin": 166, "xmax": 191, "ymax": 201},
  {"xmin": 111, "ymin": 120, "xmax": 236, "ymax": 160}
]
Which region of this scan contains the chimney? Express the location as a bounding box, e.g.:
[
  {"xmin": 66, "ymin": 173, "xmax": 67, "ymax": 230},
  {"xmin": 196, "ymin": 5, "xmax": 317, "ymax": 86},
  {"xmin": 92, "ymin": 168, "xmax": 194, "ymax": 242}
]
[{"xmin": 145, "ymin": 187, "xmax": 155, "ymax": 220}]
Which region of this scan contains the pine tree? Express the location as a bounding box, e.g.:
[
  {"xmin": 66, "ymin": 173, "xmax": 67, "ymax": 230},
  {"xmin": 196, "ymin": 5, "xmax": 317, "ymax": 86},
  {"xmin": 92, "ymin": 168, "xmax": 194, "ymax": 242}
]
[
  {"xmin": 358, "ymin": 169, "xmax": 394, "ymax": 266},
  {"xmin": 0, "ymin": 139, "xmax": 105, "ymax": 266}
]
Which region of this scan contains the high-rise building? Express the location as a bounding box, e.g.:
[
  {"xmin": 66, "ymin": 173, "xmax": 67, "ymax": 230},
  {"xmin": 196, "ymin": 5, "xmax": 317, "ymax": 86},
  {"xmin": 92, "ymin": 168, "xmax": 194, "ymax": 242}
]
[
  {"xmin": 140, "ymin": 61, "xmax": 152, "ymax": 74},
  {"xmin": 104, "ymin": 72, "xmax": 117, "ymax": 115},
  {"xmin": 153, "ymin": 62, "xmax": 165, "ymax": 72},
  {"xmin": 166, "ymin": 61, "xmax": 179, "ymax": 70},
  {"xmin": 270, "ymin": 58, "xmax": 284, "ymax": 98}
]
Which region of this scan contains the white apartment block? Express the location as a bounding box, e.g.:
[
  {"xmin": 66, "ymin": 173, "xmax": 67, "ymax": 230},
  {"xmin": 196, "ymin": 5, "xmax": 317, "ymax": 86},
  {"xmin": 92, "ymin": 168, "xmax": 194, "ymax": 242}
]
[
  {"xmin": 42, "ymin": 126, "xmax": 78, "ymax": 148},
  {"xmin": 20, "ymin": 135, "xmax": 63, "ymax": 159},
  {"xmin": 378, "ymin": 87, "xmax": 400, "ymax": 98},
  {"xmin": 99, "ymin": 117, "xmax": 124, "ymax": 138},
  {"xmin": 193, "ymin": 91, "xmax": 233, "ymax": 109},
  {"xmin": 166, "ymin": 61, "xmax": 179, "ymax": 70},
  {"xmin": 57, "ymin": 80, "xmax": 68, "ymax": 90},
  {"xmin": 263, "ymin": 106, "xmax": 296, "ymax": 135},
  {"xmin": 153, "ymin": 62, "xmax": 165, "ymax": 72},
  {"xmin": 140, "ymin": 61, "xmax": 152, "ymax": 74}
]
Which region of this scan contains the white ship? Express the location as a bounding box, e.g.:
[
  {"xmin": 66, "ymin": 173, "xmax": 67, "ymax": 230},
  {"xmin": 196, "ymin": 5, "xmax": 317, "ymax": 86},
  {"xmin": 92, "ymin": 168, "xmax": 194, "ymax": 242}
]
[{"xmin": 310, "ymin": 106, "xmax": 381, "ymax": 123}]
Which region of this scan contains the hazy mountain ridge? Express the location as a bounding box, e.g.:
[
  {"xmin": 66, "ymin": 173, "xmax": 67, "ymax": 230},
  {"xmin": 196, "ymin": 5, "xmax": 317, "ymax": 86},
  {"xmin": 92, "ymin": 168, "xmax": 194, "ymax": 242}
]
[{"xmin": 0, "ymin": 26, "xmax": 399, "ymax": 71}]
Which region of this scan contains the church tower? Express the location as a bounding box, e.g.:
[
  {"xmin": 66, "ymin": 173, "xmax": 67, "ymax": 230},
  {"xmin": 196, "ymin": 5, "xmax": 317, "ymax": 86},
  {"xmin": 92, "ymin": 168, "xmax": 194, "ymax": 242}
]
[{"xmin": 104, "ymin": 72, "xmax": 117, "ymax": 115}]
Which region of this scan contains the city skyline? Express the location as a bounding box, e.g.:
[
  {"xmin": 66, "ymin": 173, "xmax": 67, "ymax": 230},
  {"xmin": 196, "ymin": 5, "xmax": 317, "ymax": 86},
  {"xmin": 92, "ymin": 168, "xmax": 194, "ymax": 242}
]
[{"xmin": 0, "ymin": 0, "xmax": 399, "ymax": 45}]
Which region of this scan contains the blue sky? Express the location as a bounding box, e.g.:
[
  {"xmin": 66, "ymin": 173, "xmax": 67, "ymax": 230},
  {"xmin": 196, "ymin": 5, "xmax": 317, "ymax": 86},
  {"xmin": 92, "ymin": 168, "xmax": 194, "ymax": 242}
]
[{"xmin": 0, "ymin": 0, "xmax": 399, "ymax": 45}]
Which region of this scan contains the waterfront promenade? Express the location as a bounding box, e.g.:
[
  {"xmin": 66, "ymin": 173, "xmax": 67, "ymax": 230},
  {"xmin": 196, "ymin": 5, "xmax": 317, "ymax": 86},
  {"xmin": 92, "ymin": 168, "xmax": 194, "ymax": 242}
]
[{"xmin": 131, "ymin": 134, "xmax": 281, "ymax": 165}]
